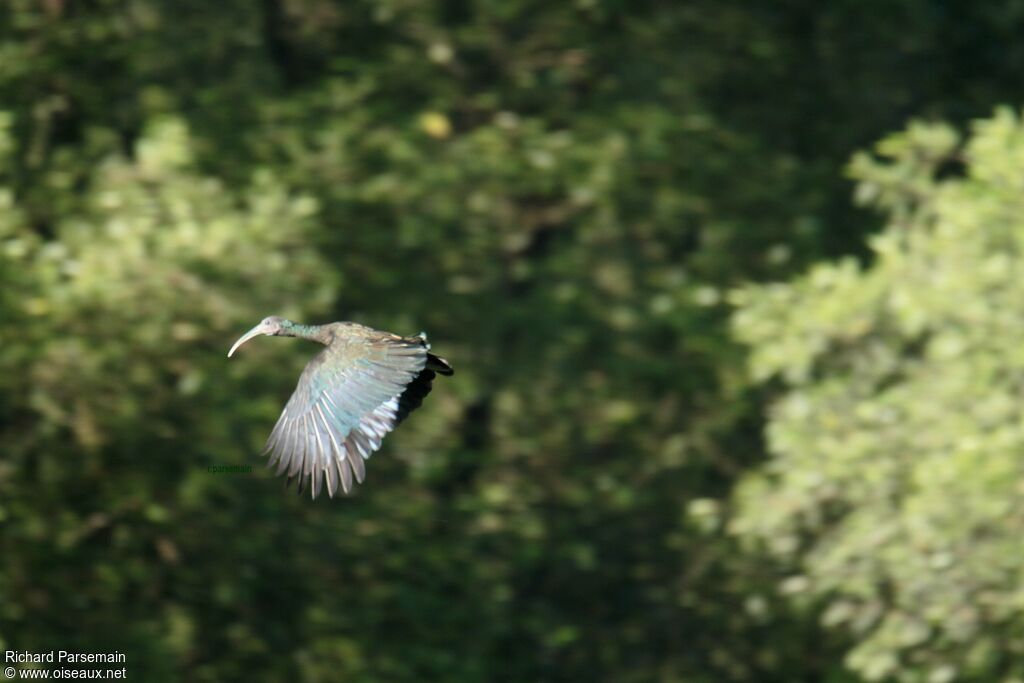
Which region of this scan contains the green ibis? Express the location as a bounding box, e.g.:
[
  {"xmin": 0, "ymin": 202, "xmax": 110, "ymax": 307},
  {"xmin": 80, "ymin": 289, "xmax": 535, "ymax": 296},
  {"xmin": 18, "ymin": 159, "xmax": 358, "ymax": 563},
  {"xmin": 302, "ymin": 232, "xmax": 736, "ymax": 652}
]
[{"xmin": 228, "ymin": 316, "xmax": 453, "ymax": 498}]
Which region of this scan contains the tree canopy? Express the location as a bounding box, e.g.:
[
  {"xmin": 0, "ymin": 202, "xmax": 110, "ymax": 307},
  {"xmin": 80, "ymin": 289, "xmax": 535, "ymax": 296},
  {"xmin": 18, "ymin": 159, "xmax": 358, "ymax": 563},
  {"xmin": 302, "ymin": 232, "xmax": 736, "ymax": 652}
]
[{"xmin": 733, "ymin": 110, "xmax": 1024, "ymax": 683}]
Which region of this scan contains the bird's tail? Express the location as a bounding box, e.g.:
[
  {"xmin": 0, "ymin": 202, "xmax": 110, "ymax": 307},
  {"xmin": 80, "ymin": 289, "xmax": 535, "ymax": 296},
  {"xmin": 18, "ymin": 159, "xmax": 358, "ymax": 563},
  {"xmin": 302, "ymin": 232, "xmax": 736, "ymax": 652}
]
[
  {"xmin": 427, "ymin": 353, "xmax": 454, "ymax": 376},
  {"xmin": 414, "ymin": 331, "xmax": 454, "ymax": 376}
]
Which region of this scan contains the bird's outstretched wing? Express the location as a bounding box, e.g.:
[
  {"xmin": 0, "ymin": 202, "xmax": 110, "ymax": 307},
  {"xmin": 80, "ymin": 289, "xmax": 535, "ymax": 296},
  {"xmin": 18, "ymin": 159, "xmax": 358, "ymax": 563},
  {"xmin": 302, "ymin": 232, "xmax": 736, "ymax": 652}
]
[{"xmin": 264, "ymin": 333, "xmax": 428, "ymax": 498}]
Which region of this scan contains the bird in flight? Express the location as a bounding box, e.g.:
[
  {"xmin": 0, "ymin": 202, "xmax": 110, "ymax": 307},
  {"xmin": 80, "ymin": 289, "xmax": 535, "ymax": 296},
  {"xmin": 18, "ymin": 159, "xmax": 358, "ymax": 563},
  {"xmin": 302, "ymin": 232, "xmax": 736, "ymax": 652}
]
[{"xmin": 228, "ymin": 316, "xmax": 453, "ymax": 498}]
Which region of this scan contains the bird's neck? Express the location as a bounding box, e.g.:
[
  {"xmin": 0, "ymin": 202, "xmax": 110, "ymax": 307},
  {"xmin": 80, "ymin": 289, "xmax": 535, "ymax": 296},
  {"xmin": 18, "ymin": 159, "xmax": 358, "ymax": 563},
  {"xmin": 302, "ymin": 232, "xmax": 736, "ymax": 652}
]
[{"xmin": 281, "ymin": 321, "xmax": 332, "ymax": 346}]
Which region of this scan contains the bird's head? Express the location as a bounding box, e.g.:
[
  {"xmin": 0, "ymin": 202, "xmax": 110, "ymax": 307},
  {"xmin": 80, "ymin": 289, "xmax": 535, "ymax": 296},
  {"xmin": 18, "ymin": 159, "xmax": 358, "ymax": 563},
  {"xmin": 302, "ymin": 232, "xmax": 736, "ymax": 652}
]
[{"xmin": 227, "ymin": 316, "xmax": 289, "ymax": 357}]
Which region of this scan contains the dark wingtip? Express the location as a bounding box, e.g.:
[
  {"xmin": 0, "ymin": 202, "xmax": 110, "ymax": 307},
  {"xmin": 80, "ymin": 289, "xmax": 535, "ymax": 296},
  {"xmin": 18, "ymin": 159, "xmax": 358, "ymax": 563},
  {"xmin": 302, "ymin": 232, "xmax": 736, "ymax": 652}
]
[{"xmin": 396, "ymin": 369, "xmax": 436, "ymax": 423}]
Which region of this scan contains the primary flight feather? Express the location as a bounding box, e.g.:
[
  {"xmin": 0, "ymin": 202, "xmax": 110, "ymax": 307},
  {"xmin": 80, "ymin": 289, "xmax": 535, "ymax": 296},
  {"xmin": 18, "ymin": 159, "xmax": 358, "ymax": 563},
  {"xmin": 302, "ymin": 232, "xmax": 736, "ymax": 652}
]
[{"xmin": 228, "ymin": 316, "xmax": 453, "ymax": 499}]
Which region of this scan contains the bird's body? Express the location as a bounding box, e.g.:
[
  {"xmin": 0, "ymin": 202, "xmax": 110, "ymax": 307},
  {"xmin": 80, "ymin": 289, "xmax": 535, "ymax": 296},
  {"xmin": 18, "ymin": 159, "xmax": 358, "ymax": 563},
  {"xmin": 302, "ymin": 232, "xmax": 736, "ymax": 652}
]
[{"xmin": 228, "ymin": 317, "xmax": 452, "ymax": 498}]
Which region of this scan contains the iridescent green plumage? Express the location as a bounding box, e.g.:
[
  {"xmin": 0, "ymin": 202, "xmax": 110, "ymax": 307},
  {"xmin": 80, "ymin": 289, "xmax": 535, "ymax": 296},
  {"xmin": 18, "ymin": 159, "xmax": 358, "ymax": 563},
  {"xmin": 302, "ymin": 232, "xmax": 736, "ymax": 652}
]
[{"xmin": 228, "ymin": 317, "xmax": 453, "ymax": 498}]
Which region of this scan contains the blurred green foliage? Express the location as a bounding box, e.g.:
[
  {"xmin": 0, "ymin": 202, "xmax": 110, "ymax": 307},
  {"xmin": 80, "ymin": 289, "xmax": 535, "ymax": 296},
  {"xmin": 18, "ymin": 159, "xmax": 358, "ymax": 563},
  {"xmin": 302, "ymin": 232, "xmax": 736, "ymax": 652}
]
[
  {"xmin": 1, "ymin": 1, "xmax": 1024, "ymax": 681},
  {"xmin": 733, "ymin": 110, "xmax": 1024, "ymax": 683}
]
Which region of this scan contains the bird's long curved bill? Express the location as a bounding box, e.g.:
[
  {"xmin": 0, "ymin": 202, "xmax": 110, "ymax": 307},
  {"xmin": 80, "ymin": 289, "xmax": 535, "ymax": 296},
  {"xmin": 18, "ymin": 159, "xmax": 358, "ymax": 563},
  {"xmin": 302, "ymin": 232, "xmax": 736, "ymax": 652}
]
[{"xmin": 227, "ymin": 325, "xmax": 263, "ymax": 358}]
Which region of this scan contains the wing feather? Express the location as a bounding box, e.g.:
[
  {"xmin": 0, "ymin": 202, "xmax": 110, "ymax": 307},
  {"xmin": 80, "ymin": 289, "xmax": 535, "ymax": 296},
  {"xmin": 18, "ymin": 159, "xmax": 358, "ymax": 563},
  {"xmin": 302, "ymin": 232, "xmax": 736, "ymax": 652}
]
[
  {"xmin": 348, "ymin": 442, "xmax": 366, "ymax": 484},
  {"xmin": 263, "ymin": 331, "xmax": 429, "ymax": 498},
  {"xmin": 314, "ymin": 405, "xmax": 343, "ymax": 499},
  {"xmin": 339, "ymin": 452, "xmax": 354, "ymax": 493}
]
